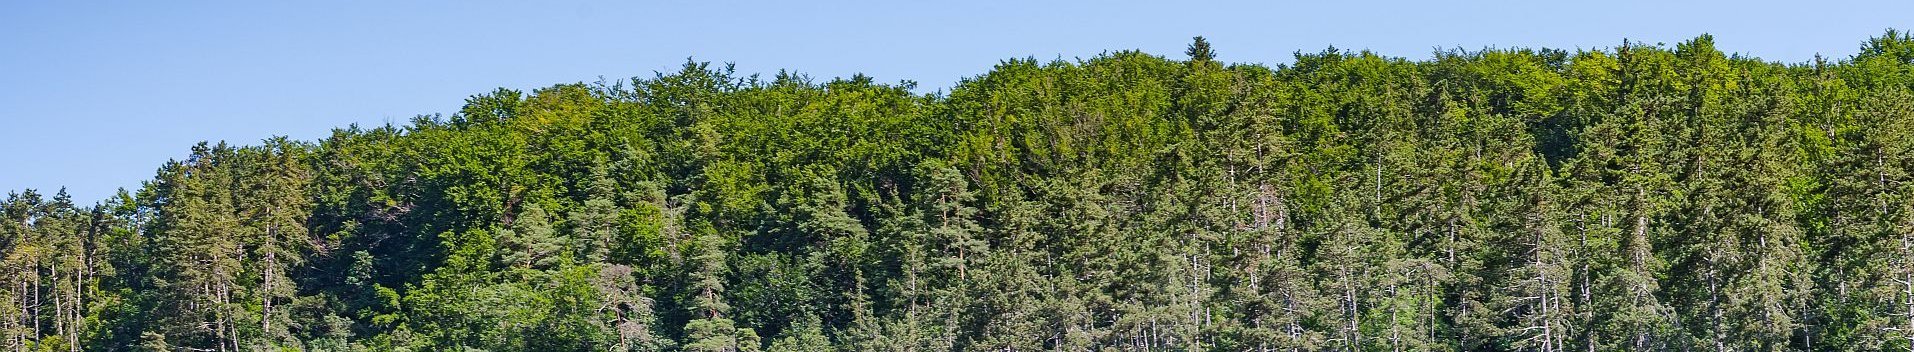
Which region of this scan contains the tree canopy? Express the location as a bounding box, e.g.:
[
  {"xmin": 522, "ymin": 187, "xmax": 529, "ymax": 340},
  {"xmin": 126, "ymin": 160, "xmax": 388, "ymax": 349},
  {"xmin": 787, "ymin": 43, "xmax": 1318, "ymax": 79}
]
[{"xmin": 9, "ymin": 32, "xmax": 1914, "ymax": 351}]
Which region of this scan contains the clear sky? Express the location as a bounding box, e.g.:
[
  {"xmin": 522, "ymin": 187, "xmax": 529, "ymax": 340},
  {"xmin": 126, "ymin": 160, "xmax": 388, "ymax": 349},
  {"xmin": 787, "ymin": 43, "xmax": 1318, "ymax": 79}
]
[{"xmin": 3, "ymin": 1, "xmax": 1910, "ymax": 202}]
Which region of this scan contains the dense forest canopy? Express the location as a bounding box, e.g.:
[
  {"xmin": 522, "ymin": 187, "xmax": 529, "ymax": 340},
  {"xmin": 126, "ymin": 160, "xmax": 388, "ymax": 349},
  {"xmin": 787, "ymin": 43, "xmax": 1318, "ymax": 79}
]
[{"xmin": 9, "ymin": 32, "xmax": 1914, "ymax": 351}]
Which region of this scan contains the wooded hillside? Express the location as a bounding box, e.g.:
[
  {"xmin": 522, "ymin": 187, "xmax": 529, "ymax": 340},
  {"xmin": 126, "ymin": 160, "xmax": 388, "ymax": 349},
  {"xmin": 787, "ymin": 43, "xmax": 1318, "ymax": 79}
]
[{"xmin": 8, "ymin": 33, "xmax": 1914, "ymax": 351}]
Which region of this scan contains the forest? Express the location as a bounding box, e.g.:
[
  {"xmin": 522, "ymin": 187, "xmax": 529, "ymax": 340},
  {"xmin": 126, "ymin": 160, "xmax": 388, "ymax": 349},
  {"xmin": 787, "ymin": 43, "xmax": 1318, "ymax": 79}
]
[{"xmin": 7, "ymin": 32, "xmax": 1914, "ymax": 351}]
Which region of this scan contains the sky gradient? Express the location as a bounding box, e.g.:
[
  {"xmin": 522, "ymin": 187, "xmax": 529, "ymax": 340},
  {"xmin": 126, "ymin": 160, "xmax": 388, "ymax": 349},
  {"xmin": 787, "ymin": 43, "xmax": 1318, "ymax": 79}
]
[{"xmin": 4, "ymin": 0, "xmax": 1911, "ymax": 202}]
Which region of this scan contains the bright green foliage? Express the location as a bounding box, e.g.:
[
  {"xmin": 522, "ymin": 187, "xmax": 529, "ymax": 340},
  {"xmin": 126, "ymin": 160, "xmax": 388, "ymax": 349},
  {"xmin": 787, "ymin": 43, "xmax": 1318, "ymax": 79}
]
[{"xmin": 12, "ymin": 32, "xmax": 1914, "ymax": 351}]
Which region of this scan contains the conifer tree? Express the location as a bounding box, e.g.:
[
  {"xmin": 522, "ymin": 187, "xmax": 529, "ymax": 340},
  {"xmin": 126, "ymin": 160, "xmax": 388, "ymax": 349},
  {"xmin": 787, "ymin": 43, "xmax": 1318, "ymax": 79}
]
[
  {"xmin": 682, "ymin": 231, "xmax": 757, "ymax": 352},
  {"xmin": 500, "ymin": 203, "xmax": 567, "ymax": 270},
  {"xmin": 1187, "ymin": 36, "xmax": 1216, "ymax": 62},
  {"xmin": 234, "ymin": 137, "xmax": 313, "ymax": 348},
  {"xmin": 573, "ymin": 162, "xmax": 623, "ymax": 263}
]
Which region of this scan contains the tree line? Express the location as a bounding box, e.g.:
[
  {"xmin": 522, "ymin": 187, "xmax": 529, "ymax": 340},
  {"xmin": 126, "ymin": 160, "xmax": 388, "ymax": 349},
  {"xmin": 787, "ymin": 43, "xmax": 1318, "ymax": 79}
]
[{"xmin": 6, "ymin": 32, "xmax": 1914, "ymax": 351}]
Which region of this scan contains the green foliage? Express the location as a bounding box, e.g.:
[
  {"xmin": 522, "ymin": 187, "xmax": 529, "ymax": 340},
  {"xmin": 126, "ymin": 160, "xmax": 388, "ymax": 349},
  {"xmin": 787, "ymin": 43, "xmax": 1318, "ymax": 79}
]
[{"xmin": 9, "ymin": 32, "xmax": 1914, "ymax": 351}]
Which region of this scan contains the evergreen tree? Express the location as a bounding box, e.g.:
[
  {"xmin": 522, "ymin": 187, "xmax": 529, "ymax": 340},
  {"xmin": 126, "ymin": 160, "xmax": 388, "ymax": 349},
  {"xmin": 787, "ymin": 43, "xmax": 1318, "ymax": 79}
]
[
  {"xmin": 1187, "ymin": 36, "xmax": 1216, "ymax": 62},
  {"xmin": 573, "ymin": 162, "xmax": 623, "ymax": 263},
  {"xmin": 682, "ymin": 231, "xmax": 758, "ymax": 352},
  {"xmin": 234, "ymin": 137, "xmax": 314, "ymax": 349},
  {"xmin": 500, "ymin": 203, "xmax": 567, "ymax": 270}
]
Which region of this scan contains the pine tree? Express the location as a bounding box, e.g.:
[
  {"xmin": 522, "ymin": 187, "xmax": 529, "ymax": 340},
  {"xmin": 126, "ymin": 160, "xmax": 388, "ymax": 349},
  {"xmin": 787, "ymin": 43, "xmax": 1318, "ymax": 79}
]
[
  {"xmin": 1187, "ymin": 36, "xmax": 1216, "ymax": 62},
  {"xmin": 1495, "ymin": 162, "xmax": 1575, "ymax": 352},
  {"xmin": 1823, "ymin": 88, "xmax": 1914, "ymax": 351},
  {"xmin": 593, "ymin": 264, "xmax": 666, "ymax": 352},
  {"xmin": 682, "ymin": 231, "xmax": 758, "ymax": 352},
  {"xmin": 500, "ymin": 203, "xmax": 567, "ymax": 270},
  {"xmin": 144, "ymin": 142, "xmax": 248, "ymax": 352},
  {"xmin": 573, "ymin": 161, "xmax": 622, "ymax": 262},
  {"xmin": 917, "ymin": 161, "xmax": 984, "ymax": 287},
  {"xmin": 766, "ymin": 313, "xmax": 833, "ymax": 352},
  {"xmin": 234, "ymin": 137, "xmax": 314, "ymax": 348}
]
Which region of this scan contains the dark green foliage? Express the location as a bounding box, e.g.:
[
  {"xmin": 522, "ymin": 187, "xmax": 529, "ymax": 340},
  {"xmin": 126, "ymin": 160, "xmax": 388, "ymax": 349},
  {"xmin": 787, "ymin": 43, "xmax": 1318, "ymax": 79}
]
[{"xmin": 8, "ymin": 31, "xmax": 1914, "ymax": 351}]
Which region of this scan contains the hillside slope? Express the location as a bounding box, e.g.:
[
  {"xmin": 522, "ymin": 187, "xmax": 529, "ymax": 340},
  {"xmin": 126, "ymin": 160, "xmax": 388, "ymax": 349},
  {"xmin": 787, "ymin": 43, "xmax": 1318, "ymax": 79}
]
[{"xmin": 7, "ymin": 33, "xmax": 1914, "ymax": 351}]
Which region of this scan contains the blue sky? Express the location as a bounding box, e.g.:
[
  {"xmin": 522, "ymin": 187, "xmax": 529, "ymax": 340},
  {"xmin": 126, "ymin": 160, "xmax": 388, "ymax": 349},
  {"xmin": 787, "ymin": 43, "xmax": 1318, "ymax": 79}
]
[{"xmin": 4, "ymin": 0, "xmax": 1910, "ymax": 202}]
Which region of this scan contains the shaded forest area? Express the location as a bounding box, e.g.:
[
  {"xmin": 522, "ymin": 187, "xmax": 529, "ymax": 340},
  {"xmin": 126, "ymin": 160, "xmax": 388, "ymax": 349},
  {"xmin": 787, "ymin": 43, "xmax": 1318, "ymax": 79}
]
[{"xmin": 9, "ymin": 32, "xmax": 1914, "ymax": 351}]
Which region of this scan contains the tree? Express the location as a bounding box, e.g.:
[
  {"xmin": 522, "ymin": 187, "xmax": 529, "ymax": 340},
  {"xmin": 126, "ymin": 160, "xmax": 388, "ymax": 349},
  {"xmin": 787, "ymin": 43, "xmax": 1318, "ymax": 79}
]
[
  {"xmin": 1187, "ymin": 36, "xmax": 1216, "ymax": 62},
  {"xmin": 500, "ymin": 203, "xmax": 567, "ymax": 270},
  {"xmin": 235, "ymin": 137, "xmax": 314, "ymax": 349},
  {"xmin": 1494, "ymin": 162, "xmax": 1575, "ymax": 352},
  {"xmin": 682, "ymin": 231, "xmax": 758, "ymax": 352},
  {"xmin": 572, "ymin": 161, "xmax": 622, "ymax": 263},
  {"xmin": 143, "ymin": 142, "xmax": 248, "ymax": 352}
]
